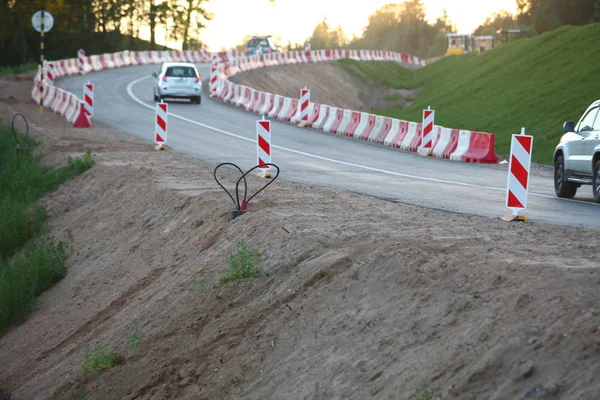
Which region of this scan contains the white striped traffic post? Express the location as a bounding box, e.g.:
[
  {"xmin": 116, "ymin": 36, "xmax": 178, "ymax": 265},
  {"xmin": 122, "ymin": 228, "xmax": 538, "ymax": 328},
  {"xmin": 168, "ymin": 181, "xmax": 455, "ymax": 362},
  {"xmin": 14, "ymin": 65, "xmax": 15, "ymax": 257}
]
[
  {"xmin": 419, "ymin": 106, "xmax": 434, "ymax": 155},
  {"xmin": 209, "ymin": 56, "xmax": 218, "ymax": 97},
  {"xmin": 78, "ymin": 49, "xmax": 85, "ymax": 75},
  {"xmin": 155, "ymin": 102, "xmax": 168, "ymax": 150},
  {"xmin": 257, "ymin": 115, "xmax": 272, "ymax": 178},
  {"xmin": 503, "ymin": 127, "xmax": 533, "ymax": 222},
  {"xmin": 298, "ymin": 87, "xmax": 310, "ymax": 127},
  {"xmin": 83, "ymin": 81, "xmax": 93, "ymax": 117}
]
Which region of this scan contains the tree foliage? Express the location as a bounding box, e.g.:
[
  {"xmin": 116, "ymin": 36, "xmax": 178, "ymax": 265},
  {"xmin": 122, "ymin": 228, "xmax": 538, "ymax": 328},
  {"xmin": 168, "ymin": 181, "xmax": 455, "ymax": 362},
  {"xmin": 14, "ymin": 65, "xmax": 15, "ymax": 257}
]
[
  {"xmin": 307, "ymin": 1, "xmax": 452, "ymax": 59},
  {"xmin": 473, "ymin": 10, "xmax": 519, "ymax": 39},
  {"xmin": 0, "ymin": 0, "xmax": 212, "ymax": 67},
  {"xmin": 308, "ymin": 18, "xmax": 347, "ymax": 50},
  {"xmin": 515, "ymin": 0, "xmax": 597, "ymax": 33}
]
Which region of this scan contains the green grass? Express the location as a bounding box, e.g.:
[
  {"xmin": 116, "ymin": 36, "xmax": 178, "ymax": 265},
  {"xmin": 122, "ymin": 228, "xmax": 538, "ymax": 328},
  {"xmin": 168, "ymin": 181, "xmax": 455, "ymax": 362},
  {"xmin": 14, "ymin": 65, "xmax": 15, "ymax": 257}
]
[
  {"xmin": 383, "ymin": 94, "xmax": 403, "ymax": 102},
  {"xmin": 0, "ymin": 234, "xmax": 73, "ymax": 330},
  {"xmin": 126, "ymin": 323, "xmax": 142, "ymax": 352},
  {"xmin": 0, "ymin": 123, "xmax": 95, "ymax": 332},
  {"xmin": 0, "ymin": 62, "xmax": 38, "ymax": 76},
  {"xmin": 220, "ymin": 239, "xmax": 264, "ymax": 284},
  {"xmin": 339, "ymin": 58, "xmax": 421, "ymax": 89},
  {"xmin": 81, "ymin": 344, "xmax": 123, "ymax": 374},
  {"xmin": 407, "ymin": 388, "xmax": 444, "ymax": 400},
  {"xmin": 338, "ymin": 24, "xmax": 600, "ymax": 164}
]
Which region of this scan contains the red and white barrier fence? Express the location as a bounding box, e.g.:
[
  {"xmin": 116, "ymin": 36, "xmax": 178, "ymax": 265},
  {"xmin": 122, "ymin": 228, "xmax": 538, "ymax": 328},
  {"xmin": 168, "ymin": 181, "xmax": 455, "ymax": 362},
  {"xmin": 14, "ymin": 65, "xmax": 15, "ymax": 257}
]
[
  {"xmin": 30, "ymin": 48, "xmax": 243, "ymax": 127},
  {"xmin": 31, "ymin": 46, "xmax": 498, "ymax": 163},
  {"xmin": 210, "ymin": 50, "xmax": 498, "ymax": 163}
]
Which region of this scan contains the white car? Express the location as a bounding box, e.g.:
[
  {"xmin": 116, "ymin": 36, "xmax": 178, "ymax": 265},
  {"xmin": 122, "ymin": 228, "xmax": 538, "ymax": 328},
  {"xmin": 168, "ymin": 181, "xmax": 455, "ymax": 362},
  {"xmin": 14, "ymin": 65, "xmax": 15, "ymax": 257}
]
[
  {"xmin": 152, "ymin": 62, "xmax": 202, "ymax": 104},
  {"xmin": 553, "ymin": 99, "xmax": 600, "ymax": 202}
]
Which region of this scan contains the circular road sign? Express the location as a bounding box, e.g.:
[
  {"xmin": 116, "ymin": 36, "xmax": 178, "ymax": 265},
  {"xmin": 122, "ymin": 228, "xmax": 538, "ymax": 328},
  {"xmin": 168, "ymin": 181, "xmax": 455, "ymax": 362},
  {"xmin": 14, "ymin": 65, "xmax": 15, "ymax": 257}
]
[{"xmin": 32, "ymin": 10, "xmax": 54, "ymax": 33}]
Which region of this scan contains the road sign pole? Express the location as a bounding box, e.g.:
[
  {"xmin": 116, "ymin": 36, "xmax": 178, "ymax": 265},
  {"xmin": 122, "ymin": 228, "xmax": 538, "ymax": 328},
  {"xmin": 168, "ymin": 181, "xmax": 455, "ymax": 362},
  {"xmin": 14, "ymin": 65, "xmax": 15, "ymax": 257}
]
[{"xmin": 39, "ymin": 10, "xmax": 45, "ymax": 117}]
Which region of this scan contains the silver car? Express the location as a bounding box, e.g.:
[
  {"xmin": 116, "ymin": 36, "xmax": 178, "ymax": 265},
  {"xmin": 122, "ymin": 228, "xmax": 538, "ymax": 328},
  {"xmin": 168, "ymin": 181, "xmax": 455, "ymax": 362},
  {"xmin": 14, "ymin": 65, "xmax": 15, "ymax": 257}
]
[
  {"xmin": 152, "ymin": 62, "xmax": 202, "ymax": 104},
  {"xmin": 553, "ymin": 99, "xmax": 600, "ymax": 202}
]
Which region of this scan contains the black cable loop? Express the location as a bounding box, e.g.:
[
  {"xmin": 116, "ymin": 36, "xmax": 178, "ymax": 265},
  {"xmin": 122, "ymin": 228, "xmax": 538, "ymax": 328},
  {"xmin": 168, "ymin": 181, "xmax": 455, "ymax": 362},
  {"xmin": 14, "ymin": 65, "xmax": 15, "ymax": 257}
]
[
  {"xmin": 11, "ymin": 113, "xmax": 29, "ymax": 146},
  {"xmin": 236, "ymin": 163, "xmax": 280, "ymax": 205},
  {"xmin": 213, "ymin": 162, "xmax": 280, "ymax": 212},
  {"xmin": 213, "ymin": 162, "xmax": 247, "ymax": 210}
]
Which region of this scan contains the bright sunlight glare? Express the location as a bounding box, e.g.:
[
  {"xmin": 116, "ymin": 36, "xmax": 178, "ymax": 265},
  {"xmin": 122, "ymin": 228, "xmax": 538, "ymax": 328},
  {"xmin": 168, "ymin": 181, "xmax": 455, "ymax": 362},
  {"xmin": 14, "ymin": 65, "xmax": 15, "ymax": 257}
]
[{"xmin": 190, "ymin": 0, "xmax": 518, "ymax": 50}]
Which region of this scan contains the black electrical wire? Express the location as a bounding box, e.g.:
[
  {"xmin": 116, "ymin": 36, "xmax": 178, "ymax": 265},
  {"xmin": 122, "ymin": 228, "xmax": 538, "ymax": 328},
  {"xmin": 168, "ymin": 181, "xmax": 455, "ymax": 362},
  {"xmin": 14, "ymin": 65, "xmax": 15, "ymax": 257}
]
[
  {"xmin": 11, "ymin": 113, "xmax": 29, "ymax": 147},
  {"xmin": 213, "ymin": 162, "xmax": 280, "ymax": 211}
]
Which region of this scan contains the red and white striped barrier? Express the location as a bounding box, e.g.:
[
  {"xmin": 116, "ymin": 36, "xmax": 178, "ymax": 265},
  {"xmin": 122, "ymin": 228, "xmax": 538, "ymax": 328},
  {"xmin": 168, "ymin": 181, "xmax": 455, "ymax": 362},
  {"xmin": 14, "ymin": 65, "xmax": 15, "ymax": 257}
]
[
  {"xmin": 209, "ymin": 57, "xmax": 218, "ymax": 97},
  {"xmin": 297, "ymin": 87, "xmax": 310, "ymax": 127},
  {"xmin": 45, "ymin": 61, "xmax": 55, "ymax": 86},
  {"xmin": 419, "ymin": 106, "xmax": 434, "ymax": 155},
  {"xmin": 155, "ymin": 102, "xmax": 168, "ymax": 150},
  {"xmin": 257, "ymin": 116, "xmax": 272, "ymax": 178},
  {"xmin": 78, "ymin": 49, "xmax": 85, "ymax": 74},
  {"xmin": 504, "ymin": 128, "xmax": 533, "ymax": 221},
  {"xmin": 38, "ymin": 47, "xmax": 507, "ymax": 163},
  {"xmin": 83, "ymin": 81, "xmax": 93, "ymax": 117}
]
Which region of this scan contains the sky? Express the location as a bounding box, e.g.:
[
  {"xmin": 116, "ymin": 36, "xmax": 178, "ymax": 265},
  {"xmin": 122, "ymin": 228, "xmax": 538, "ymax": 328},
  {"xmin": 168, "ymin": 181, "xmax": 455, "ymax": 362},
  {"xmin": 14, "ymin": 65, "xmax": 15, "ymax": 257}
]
[{"xmin": 150, "ymin": 0, "xmax": 518, "ymax": 50}]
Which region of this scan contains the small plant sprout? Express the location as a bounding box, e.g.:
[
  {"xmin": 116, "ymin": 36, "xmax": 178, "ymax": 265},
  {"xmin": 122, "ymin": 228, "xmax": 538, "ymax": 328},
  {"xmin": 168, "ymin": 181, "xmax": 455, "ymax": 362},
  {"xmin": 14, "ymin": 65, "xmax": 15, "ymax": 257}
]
[
  {"xmin": 81, "ymin": 344, "xmax": 122, "ymax": 374},
  {"xmin": 127, "ymin": 323, "xmax": 142, "ymax": 352},
  {"xmin": 315, "ymin": 237, "xmax": 327, "ymax": 247},
  {"xmin": 220, "ymin": 238, "xmax": 263, "ymax": 284}
]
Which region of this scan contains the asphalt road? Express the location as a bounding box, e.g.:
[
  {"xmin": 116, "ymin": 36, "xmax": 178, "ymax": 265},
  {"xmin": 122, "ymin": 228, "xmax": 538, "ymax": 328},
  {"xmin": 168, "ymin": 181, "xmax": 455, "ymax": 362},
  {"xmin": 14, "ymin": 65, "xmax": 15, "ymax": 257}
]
[{"xmin": 58, "ymin": 63, "xmax": 600, "ymax": 229}]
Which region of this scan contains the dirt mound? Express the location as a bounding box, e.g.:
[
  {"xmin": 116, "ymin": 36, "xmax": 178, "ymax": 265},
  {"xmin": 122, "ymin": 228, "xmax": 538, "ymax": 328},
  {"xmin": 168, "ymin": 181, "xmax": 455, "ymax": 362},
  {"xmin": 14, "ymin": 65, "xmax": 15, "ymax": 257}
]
[
  {"xmin": 230, "ymin": 62, "xmax": 418, "ymax": 111},
  {"xmin": 0, "ymin": 79, "xmax": 35, "ymax": 105},
  {"xmin": 0, "ymin": 78, "xmax": 599, "ymax": 400}
]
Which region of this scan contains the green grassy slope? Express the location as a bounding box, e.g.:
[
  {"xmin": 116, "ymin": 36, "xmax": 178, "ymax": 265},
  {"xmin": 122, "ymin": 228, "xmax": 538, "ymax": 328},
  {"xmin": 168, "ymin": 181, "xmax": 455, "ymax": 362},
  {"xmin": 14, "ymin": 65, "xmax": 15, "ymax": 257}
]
[{"xmin": 339, "ymin": 24, "xmax": 600, "ymax": 164}]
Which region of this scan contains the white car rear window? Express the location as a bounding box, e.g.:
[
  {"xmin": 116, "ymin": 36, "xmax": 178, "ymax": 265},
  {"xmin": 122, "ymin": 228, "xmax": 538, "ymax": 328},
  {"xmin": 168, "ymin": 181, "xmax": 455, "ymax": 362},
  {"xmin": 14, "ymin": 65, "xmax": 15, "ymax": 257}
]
[{"xmin": 165, "ymin": 66, "xmax": 197, "ymax": 77}]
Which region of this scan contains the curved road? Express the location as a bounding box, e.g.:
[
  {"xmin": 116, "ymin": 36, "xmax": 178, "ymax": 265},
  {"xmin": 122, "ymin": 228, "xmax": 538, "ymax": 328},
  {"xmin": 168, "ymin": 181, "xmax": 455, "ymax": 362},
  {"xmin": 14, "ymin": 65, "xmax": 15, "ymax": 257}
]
[{"xmin": 58, "ymin": 63, "xmax": 600, "ymax": 229}]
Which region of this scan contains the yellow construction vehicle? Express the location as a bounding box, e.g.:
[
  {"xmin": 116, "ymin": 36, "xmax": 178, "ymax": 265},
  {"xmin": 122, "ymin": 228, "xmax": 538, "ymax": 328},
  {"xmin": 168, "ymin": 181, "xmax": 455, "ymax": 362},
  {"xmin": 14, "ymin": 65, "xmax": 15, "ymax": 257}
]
[{"xmin": 445, "ymin": 33, "xmax": 472, "ymax": 56}]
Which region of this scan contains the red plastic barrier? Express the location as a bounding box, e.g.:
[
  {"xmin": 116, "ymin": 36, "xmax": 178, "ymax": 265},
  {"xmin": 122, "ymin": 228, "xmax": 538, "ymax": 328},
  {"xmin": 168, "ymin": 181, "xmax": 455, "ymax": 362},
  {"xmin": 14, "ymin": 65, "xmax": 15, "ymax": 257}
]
[
  {"xmin": 312, "ymin": 106, "xmax": 330, "ymax": 130},
  {"xmin": 441, "ymin": 129, "xmax": 460, "ymax": 159},
  {"xmin": 431, "ymin": 126, "xmax": 442, "ymax": 149},
  {"xmin": 270, "ymin": 97, "xmax": 284, "ymax": 118},
  {"xmin": 246, "ymin": 90, "xmax": 261, "ymax": 112},
  {"xmin": 375, "ymin": 118, "xmax": 393, "ymax": 144},
  {"xmin": 461, "ymin": 132, "xmax": 499, "ymax": 163},
  {"xmin": 344, "ymin": 112, "xmax": 362, "ymax": 137},
  {"xmin": 284, "ymin": 99, "xmax": 298, "ymax": 121},
  {"xmin": 408, "ymin": 123, "xmax": 423, "ymax": 151},
  {"xmin": 306, "ymin": 103, "xmax": 321, "ymax": 125},
  {"xmin": 390, "ymin": 121, "xmax": 409, "ymax": 148},
  {"xmin": 252, "ymin": 92, "xmax": 266, "ymax": 113},
  {"xmin": 329, "ymin": 109, "xmax": 344, "ymax": 133},
  {"xmin": 305, "ymin": 51, "xmax": 314, "ymax": 63},
  {"xmin": 358, "ymin": 114, "xmax": 376, "ymax": 141}
]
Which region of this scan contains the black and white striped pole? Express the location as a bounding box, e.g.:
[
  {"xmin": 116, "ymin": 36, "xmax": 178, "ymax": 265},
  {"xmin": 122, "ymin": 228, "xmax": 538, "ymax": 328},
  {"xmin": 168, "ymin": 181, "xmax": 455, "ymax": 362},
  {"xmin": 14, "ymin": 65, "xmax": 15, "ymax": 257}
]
[{"xmin": 31, "ymin": 9, "xmax": 54, "ymax": 117}]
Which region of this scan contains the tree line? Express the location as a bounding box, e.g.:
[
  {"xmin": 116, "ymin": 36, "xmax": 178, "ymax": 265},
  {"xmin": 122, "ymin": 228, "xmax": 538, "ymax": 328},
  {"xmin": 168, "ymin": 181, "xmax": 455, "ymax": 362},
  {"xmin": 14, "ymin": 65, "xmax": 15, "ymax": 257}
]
[
  {"xmin": 0, "ymin": 0, "xmax": 212, "ymax": 67},
  {"xmin": 303, "ymin": 0, "xmax": 600, "ymax": 59}
]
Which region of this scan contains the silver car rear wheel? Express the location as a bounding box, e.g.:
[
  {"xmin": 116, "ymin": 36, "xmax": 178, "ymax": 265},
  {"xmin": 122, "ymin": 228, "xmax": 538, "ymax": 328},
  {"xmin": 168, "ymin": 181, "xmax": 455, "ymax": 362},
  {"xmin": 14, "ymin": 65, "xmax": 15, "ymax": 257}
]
[
  {"xmin": 593, "ymin": 161, "xmax": 600, "ymax": 203},
  {"xmin": 554, "ymin": 155, "xmax": 577, "ymax": 198}
]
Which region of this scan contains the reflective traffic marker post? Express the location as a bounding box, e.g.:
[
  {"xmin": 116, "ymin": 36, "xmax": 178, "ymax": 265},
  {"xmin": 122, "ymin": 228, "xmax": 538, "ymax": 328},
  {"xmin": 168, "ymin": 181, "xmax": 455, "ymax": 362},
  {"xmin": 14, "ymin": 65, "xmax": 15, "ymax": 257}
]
[{"xmin": 502, "ymin": 127, "xmax": 533, "ymax": 222}]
